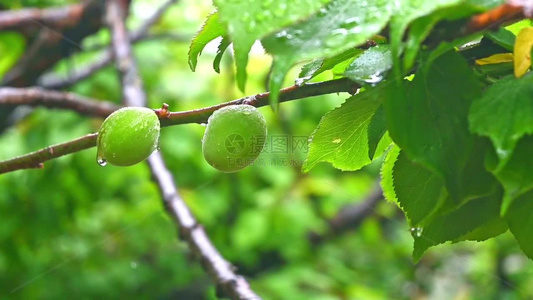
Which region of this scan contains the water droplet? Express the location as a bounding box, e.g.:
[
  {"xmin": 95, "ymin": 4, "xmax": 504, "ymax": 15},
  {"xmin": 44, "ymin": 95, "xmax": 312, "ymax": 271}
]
[
  {"xmin": 332, "ymin": 138, "xmax": 341, "ymax": 144},
  {"xmin": 341, "ymin": 17, "xmax": 361, "ymax": 28},
  {"xmin": 130, "ymin": 261, "xmax": 138, "ymax": 269},
  {"xmin": 363, "ymin": 71, "xmax": 384, "ymax": 85},
  {"xmin": 325, "ymin": 28, "xmax": 348, "ymax": 48},
  {"xmin": 292, "ymin": 29, "xmax": 303, "ymax": 38},
  {"xmin": 294, "ymin": 76, "xmax": 310, "ymax": 86},
  {"xmin": 496, "ymin": 148, "xmax": 510, "ymax": 160},
  {"xmin": 97, "ymin": 156, "xmax": 107, "ymax": 167},
  {"xmin": 261, "ymin": 0, "xmax": 274, "ymax": 8},
  {"xmin": 242, "ymin": 12, "xmax": 251, "ymax": 22},
  {"xmin": 275, "ymin": 30, "xmax": 293, "ymax": 42},
  {"xmin": 246, "ymin": 20, "xmax": 257, "ymax": 32},
  {"xmin": 274, "ymin": 3, "xmax": 287, "ymax": 17},
  {"xmin": 256, "ymin": 10, "xmax": 271, "ymax": 22},
  {"xmin": 410, "ymin": 227, "xmax": 423, "ymax": 237}
]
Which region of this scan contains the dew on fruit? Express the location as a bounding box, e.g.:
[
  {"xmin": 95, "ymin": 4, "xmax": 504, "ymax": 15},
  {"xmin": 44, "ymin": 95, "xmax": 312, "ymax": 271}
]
[
  {"xmin": 246, "ymin": 20, "xmax": 257, "ymax": 33},
  {"xmin": 97, "ymin": 156, "xmax": 107, "ymax": 167},
  {"xmin": 274, "ymin": 3, "xmax": 287, "ymax": 17},
  {"xmin": 130, "ymin": 261, "xmax": 138, "ymax": 269}
]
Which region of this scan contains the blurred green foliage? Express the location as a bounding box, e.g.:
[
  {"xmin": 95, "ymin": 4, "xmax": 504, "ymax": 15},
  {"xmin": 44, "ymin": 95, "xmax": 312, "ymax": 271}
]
[{"xmin": 0, "ymin": 0, "xmax": 532, "ymax": 299}]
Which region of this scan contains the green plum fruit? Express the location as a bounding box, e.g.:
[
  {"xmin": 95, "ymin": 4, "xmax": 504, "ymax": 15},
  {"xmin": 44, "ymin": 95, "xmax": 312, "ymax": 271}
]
[
  {"xmin": 97, "ymin": 107, "xmax": 160, "ymax": 166},
  {"xmin": 202, "ymin": 105, "xmax": 267, "ymax": 172}
]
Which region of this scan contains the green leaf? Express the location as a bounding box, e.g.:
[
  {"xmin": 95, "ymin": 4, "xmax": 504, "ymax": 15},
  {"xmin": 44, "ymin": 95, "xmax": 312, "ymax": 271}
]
[
  {"xmin": 452, "ymin": 217, "xmax": 507, "ymax": 243},
  {"xmin": 401, "ymin": 0, "xmax": 499, "ymax": 71},
  {"xmin": 297, "ymin": 47, "xmax": 362, "ymax": 84},
  {"xmin": 413, "ymin": 191, "xmax": 501, "ymax": 261},
  {"xmin": 385, "ymin": 51, "xmax": 482, "ymax": 200},
  {"xmin": 188, "ymin": 12, "xmax": 226, "ymax": 72},
  {"xmin": 389, "ymin": 0, "xmax": 461, "ymax": 73},
  {"xmin": 393, "ymin": 152, "xmax": 446, "ymax": 226},
  {"xmin": 303, "ymin": 87, "xmax": 386, "ymax": 172},
  {"xmin": 470, "ymin": 75, "xmax": 533, "ymax": 164},
  {"xmin": 213, "ymin": 36, "xmax": 231, "ymax": 73},
  {"xmin": 367, "ymin": 105, "xmax": 387, "ymax": 160},
  {"xmin": 380, "ymin": 144, "xmax": 400, "ymax": 205},
  {"xmin": 485, "ymin": 27, "xmax": 516, "ymax": 52},
  {"xmin": 214, "ymin": 0, "xmax": 331, "ymax": 91},
  {"xmin": 344, "ymin": 45, "xmax": 392, "ymax": 85},
  {"xmin": 494, "ymin": 136, "xmax": 533, "ymax": 213},
  {"xmin": 505, "ymin": 189, "xmax": 533, "ymax": 260},
  {"xmin": 262, "ymin": 0, "xmax": 392, "ymax": 108}
]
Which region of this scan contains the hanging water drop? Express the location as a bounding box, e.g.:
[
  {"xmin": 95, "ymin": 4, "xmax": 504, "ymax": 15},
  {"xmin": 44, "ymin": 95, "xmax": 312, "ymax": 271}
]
[
  {"xmin": 410, "ymin": 227, "xmax": 423, "ymax": 237},
  {"xmin": 97, "ymin": 157, "xmax": 107, "ymax": 167}
]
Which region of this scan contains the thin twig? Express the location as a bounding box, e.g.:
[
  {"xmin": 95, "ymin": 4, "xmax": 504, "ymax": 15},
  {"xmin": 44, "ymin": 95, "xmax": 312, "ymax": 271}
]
[
  {"xmin": 1, "ymin": 0, "xmax": 105, "ymax": 87},
  {"xmin": 106, "ymin": 0, "xmax": 261, "ymax": 299},
  {"xmin": 309, "ymin": 183, "xmax": 383, "ymax": 244},
  {"xmin": 160, "ymin": 77, "xmax": 358, "ymax": 126},
  {"xmin": 38, "ymin": 0, "xmax": 179, "ymax": 89},
  {"xmin": 0, "ymin": 133, "xmax": 97, "ymax": 174},
  {"xmin": 0, "ymin": 2, "xmax": 87, "ymax": 32},
  {"xmin": 106, "ymin": 0, "xmax": 145, "ymax": 106},
  {"xmin": 0, "ymin": 78, "xmax": 356, "ymax": 173},
  {"xmin": 0, "ymin": 87, "xmax": 120, "ymax": 117}
]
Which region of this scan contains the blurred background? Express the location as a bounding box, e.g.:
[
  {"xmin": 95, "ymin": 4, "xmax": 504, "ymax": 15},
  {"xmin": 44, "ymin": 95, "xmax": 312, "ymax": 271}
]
[{"xmin": 0, "ymin": 0, "xmax": 532, "ymax": 299}]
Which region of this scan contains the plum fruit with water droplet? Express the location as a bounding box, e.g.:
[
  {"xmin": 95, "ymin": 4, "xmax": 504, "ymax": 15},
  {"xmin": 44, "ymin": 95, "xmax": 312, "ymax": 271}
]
[
  {"xmin": 202, "ymin": 105, "xmax": 267, "ymax": 172},
  {"xmin": 97, "ymin": 107, "xmax": 160, "ymax": 166}
]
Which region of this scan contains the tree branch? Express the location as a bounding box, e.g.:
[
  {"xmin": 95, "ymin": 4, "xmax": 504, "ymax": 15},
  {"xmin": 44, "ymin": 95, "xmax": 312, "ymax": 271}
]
[
  {"xmin": 39, "ymin": 0, "xmax": 179, "ymax": 89},
  {"xmin": 309, "ymin": 183, "xmax": 383, "ymax": 244},
  {"xmin": 148, "ymin": 153, "xmax": 261, "ymax": 300},
  {"xmin": 0, "ymin": 2, "xmax": 88, "ymax": 33},
  {"xmin": 0, "ymin": 133, "xmax": 97, "ymax": 174},
  {"xmin": 160, "ymin": 77, "xmax": 358, "ymax": 126},
  {"xmin": 0, "ymin": 0, "xmax": 106, "ymax": 133},
  {"xmin": 1, "ymin": 0, "xmax": 105, "ymax": 87},
  {"xmin": 0, "ymin": 87, "xmax": 120, "ymax": 117},
  {"xmin": 106, "ymin": 0, "xmax": 260, "ymax": 298},
  {"xmin": 0, "ymin": 78, "xmax": 355, "ymax": 174}
]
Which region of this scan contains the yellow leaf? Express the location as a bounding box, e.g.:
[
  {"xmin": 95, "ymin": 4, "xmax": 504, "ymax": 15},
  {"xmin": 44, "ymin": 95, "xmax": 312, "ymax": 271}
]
[
  {"xmin": 475, "ymin": 53, "xmax": 514, "ymax": 65},
  {"xmin": 514, "ymin": 27, "xmax": 533, "ymax": 78}
]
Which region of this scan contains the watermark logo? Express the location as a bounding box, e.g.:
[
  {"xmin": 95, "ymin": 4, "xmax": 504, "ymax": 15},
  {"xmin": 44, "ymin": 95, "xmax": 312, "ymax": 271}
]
[
  {"xmin": 224, "ymin": 134, "xmax": 311, "ymax": 167},
  {"xmin": 224, "ymin": 134, "xmax": 245, "ymax": 154}
]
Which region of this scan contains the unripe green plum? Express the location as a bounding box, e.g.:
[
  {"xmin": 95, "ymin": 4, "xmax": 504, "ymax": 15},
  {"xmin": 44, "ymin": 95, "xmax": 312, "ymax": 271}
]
[
  {"xmin": 97, "ymin": 107, "xmax": 160, "ymax": 167},
  {"xmin": 202, "ymin": 105, "xmax": 267, "ymax": 172}
]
